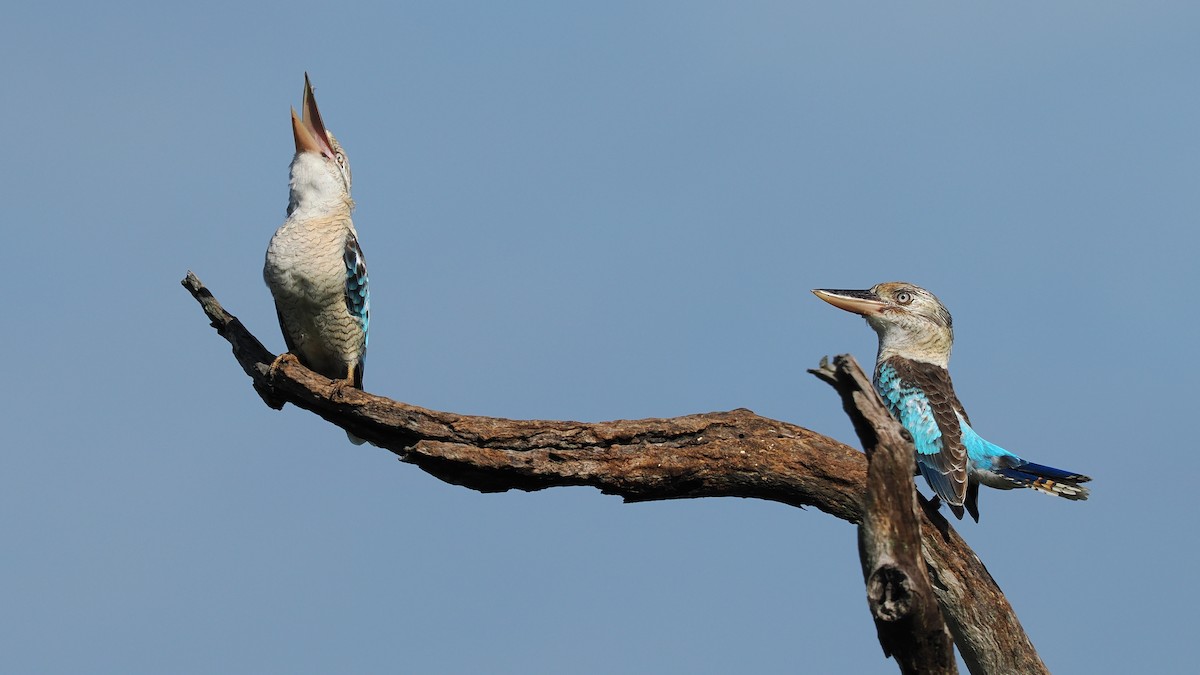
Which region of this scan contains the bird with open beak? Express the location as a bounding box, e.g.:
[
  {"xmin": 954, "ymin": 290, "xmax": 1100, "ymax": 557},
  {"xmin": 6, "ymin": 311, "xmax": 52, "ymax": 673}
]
[
  {"xmin": 264, "ymin": 74, "xmax": 369, "ymax": 444},
  {"xmin": 813, "ymin": 282, "xmax": 1090, "ymax": 521}
]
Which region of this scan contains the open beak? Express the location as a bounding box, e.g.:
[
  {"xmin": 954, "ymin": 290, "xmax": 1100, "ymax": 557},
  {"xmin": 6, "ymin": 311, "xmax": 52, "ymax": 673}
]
[
  {"xmin": 812, "ymin": 288, "xmax": 887, "ymax": 316},
  {"xmin": 291, "ymin": 73, "xmax": 335, "ymax": 158}
]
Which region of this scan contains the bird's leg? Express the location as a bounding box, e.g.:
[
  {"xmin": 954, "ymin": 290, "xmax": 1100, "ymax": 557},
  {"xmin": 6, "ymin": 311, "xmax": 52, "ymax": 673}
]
[
  {"xmin": 328, "ymin": 364, "xmax": 358, "ymax": 400},
  {"xmin": 267, "ymin": 352, "xmax": 301, "ymax": 379}
]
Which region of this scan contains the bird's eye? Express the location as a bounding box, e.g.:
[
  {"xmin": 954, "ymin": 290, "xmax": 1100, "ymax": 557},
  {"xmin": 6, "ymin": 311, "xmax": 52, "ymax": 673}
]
[
  {"xmin": 336, "ymin": 152, "xmax": 346, "ymax": 167},
  {"xmin": 895, "ymin": 291, "xmax": 913, "ymax": 305}
]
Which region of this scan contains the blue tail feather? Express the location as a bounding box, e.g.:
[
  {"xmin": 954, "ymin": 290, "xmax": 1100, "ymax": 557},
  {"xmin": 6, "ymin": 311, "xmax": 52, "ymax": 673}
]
[
  {"xmin": 1015, "ymin": 461, "xmax": 1091, "ymax": 483},
  {"xmin": 996, "ymin": 464, "xmax": 1090, "ymax": 501}
]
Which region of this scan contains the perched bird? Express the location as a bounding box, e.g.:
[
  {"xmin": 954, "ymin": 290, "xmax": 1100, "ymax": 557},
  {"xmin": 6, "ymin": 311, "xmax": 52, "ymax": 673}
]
[
  {"xmin": 264, "ymin": 74, "xmax": 369, "ymax": 444},
  {"xmin": 813, "ymin": 282, "xmax": 1089, "ymax": 521}
]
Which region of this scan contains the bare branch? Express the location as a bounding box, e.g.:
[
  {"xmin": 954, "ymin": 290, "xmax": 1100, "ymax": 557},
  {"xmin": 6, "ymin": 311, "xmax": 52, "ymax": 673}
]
[
  {"xmin": 813, "ymin": 356, "xmax": 956, "ymax": 674},
  {"xmin": 182, "ymin": 271, "xmax": 1049, "ymax": 675}
]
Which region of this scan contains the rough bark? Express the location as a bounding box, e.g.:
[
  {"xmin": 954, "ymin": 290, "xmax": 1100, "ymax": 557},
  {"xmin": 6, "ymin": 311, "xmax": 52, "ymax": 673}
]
[
  {"xmin": 811, "ymin": 356, "xmax": 956, "ymax": 674},
  {"xmin": 182, "ymin": 271, "xmax": 1048, "ymax": 675}
]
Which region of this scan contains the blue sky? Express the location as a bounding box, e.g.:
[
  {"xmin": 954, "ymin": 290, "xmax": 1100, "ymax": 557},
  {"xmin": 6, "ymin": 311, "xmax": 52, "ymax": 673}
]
[{"xmin": 3, "ymin": 2, "xmax": 1196, "ymax": 673}]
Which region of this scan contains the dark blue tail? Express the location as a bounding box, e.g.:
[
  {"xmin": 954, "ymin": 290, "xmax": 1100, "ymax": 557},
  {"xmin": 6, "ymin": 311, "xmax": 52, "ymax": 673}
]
[
  {"xmin": 1019, "ymin": 461, "xmax": 1090, "ymax": 483},
  {"xmin": 997, "ymin": 461, "xmax": 1091, "ymax": 500}
]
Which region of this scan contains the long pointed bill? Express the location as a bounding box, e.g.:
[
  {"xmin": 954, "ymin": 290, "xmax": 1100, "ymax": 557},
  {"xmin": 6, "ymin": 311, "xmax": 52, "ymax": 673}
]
[
  {"xmin": 812, "ymin": 288, "xmax": 887, "ymax": 316},
  {"xmin": 291, "ymin": 73, "xmax": 335, "ymax": 158},
  {"xmin": 292, "ymin": 107, "xmax": 326, "ymax": 155},
  {"xmin": 301, "ymin": 73, "xmax": 332, "ymax": 146}
]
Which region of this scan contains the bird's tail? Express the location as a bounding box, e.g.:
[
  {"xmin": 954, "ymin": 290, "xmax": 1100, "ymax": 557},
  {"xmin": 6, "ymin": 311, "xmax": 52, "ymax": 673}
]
[{"xmin": 998, "ymin": 461, "xmax": 1091, "ymax": 500}]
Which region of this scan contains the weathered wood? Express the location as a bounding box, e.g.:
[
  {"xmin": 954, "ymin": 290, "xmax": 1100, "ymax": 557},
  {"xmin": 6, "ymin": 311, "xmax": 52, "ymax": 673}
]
[
  {"xmin": 812, "ymin": 356, "xmax": 956, "ymax": 674},
  {"xmin": 182, "ymin": 271, "xmax": 1049, "ymax": 674}
]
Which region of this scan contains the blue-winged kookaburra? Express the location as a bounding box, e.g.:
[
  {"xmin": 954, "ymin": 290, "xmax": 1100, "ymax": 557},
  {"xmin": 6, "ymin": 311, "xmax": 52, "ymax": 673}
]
[
  {"xmin": 813, "ymin": 282, "xmax": 1090, "ymax": 521},
  {"xmin": 264, "ymin": 74, "xmax": 369, "ymax": 444}
]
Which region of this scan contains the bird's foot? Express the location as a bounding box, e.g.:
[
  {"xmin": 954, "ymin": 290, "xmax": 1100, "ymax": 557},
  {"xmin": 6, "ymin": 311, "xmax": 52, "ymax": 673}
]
[
  {"xmin": 267, "ymin": 352, "xmax": 300, "ymax": 380},
  {"xmin": 329, "ymin": 376, "xmax": 357, "ymax": 401}
]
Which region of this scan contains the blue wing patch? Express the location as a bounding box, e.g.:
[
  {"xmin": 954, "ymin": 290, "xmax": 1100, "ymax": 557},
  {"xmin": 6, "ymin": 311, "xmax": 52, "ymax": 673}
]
[
  {"xmin": 344, "ymin": 234, "xmax": 369, "ymax": 345},
  {"xmin": 876, "ymin": 359, "xmax": 1090, "ymax": 513},
  {"xmin": 875, "ymin": 360, "xmax": 969, "ymax": 512},
  {"xmin": 876, "ymin": 362, "xmax": 944, "ymax": 457}
]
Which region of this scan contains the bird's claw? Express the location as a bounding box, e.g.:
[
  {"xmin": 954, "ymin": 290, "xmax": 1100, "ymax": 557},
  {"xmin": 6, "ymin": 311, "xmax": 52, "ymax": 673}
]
[
  {"xmin": 267, "ymin": 352, "xmax": 300, "ymax": 379},
  {"xmin": 329, "ymin": 376, "xmax": 357, "ymax": 401}
]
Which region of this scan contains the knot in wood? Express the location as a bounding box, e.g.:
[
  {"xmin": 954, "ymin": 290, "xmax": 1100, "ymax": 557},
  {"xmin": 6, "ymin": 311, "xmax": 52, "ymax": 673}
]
[{"xmin": 867, "ymin": 563, "xmax": 913, "ymax": 622}]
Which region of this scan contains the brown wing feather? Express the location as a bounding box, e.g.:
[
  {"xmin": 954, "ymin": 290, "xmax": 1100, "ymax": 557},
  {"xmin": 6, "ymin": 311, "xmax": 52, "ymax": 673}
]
[{"xmin": 887, "ymin": 358, "xmax": 970, "ymax": 510}]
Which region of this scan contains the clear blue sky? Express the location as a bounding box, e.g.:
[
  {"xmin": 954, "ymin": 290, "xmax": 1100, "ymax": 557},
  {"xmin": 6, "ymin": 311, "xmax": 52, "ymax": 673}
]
[{"xmin": 3, "ymin": 2, "xmax": 1195, "ymax": 673}]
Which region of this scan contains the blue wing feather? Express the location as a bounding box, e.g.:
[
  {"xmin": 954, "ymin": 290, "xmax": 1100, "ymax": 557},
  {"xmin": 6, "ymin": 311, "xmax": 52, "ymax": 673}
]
[
  {"xmin": 343, "ymin": 234, "xmax": 369, "ymax": 342},
  {"xmin": 875, "ymin": 362, "xmax": 966, "ymax": 512},
  {"xmin": 876, "ymin": 364, "xmax": 945, "ymax": 457},
  {"xmin": 876, "ymin": 360, "xmax": 1091, "ymax": 513},
  {"xmin": 343, "ymin": 233, "xmax": 369, "ymax": 389}
]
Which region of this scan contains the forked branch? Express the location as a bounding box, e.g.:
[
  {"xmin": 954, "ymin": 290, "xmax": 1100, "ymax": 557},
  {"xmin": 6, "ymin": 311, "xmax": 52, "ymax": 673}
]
[
  {"xmin": 812, "ymin": 356, "xmax": 956, "ymax": 674},
  {"xmin": 182, "ymin": 271, "xmax": 1047, "ymax": 675}
]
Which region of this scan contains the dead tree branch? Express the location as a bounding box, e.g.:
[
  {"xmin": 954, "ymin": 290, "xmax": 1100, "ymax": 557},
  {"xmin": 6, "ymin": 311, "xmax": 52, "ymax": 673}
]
[
  {"xmin": 182, "ymin": 271, "xmax": 1048, "ymax": 675},
  {"xmin": 811, "ymin": 356, "xmax": 956, "ymax": 674}
]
